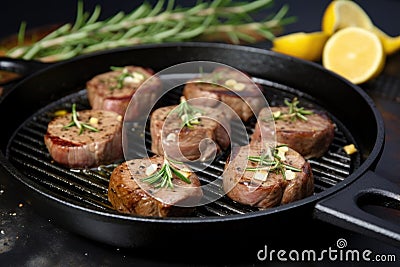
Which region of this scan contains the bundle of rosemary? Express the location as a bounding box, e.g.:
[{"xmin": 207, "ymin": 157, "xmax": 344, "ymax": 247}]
[{"xmin": 6, "ymin": 0, "xmax": 294, "ymax": 62}]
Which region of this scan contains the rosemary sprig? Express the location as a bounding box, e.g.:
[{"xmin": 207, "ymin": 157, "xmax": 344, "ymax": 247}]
[
  {"xmin": 246, "ymin": 144, "xmax": 301, "ymax": 180},
  {"xmin": 173, "ymin": 97, "xmax": 203, "ymax": 128},
  {"xmin": 63, "ymin": 103, "xmax": 99, "ymax": 135},
  {"xmin": 6, "ymin": 0, "xmax": 294, "ymax": 62},
  {"xmin": 141, "ymin": 158, "xmax": 191, "ymax": 188},
  {"xmin": 273, "ymin": 97, "xmax": 314, "ymax": 121}
]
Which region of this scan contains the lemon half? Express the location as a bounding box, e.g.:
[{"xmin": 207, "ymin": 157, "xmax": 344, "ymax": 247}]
[
  {"xmin": 322, "ymin": 27, "xmax": 385, "ymax": 84},
  {"xmin": 322, "ymin": 0, "xmax": 400, "ymax": 55}
]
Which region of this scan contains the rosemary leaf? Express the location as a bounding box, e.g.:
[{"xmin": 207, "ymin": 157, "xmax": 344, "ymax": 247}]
[
  {"xmin": 63, "ymin": 103, "xmax": 99, "ymax": 135},
  {"xmin": 235, "ymin": 31, "xmax": 257, "ymax": 43},
  {"xmin": 71, "ymin": 104, "xmax": 82, "ymax": 130},
  {"xmin": 227, "ymin": 31, "xmax": 240, "ymax": 44},
  {"xmin": 86, "ymin": 5, "xmax": 102, "ymax": 25},
  {"xmin": 171, "ymin": 167, "xmax": 191, "ymax": 184},
  {"xmin": 246, "ymin": 145, "xmax": 301, "ymax": 180},
  {"xmin": 141, "ymin": 158, "xmax": 190, "ymax": 189},
  {"xmin": 71, "ymin": 0, "xmax": 85, "ymax": 32},
  {"xmin": 41, "ymin": 24, "xmax": 72, "ymax": 41},
  {"xmin": 148, "ymin": 0, "xmax": 166, "ymax": 17},
  {"xmin": 22, "ymin": 44, "xmax": 41, "ymax": 60},
  {"xmin": 274, "ymin": 97, "xmax": 313, "ymax": 121},
  {"xmin": 82, "ymin": 123, "xmax": 99, "ymax": 132},
  {"xmin": 17, "ymin": 21, "xmax": 26, "ymax": 46}
]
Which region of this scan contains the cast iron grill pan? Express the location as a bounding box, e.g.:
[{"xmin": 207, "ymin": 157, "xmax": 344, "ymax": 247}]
[{"xmin": 5, "ymin": 75, "xmax": 360, "ymax": 217}]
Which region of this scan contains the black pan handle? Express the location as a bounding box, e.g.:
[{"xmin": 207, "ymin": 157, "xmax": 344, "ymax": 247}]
[
  {"xmin": 0, "ymin": 57, "xmax": 49, "ymax": 88},
  {"xmin": 314, "ymin": 170, "xmax": 400, "ymax": 247}
]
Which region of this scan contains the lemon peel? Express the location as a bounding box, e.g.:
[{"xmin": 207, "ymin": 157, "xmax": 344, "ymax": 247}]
[{"xmin": 272, "ymin": 31, "xmax": 329, "ymax": 61}]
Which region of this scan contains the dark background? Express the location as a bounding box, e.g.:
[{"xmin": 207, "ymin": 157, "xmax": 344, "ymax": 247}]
[
  {"xmin": 1, "ymin": 0, "xmax": 399, "ymax": 40},
  {"xmin": 0, "ymin": 1, "xmax": 400, "ymax": 266}
]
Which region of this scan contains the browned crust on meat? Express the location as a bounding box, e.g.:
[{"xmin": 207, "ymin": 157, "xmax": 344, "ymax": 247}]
[
  {"xmin": 182, "ymin": 67, "xmax": 264, "ymax": 121},
  {"xmin": 251, "ymin": 106, "xmax": 335, "ymax": 159},
  {"xmin": 108, "ymin": 156, "xmax": 203, "ymax": 217},
  {"xmin": 223, "ymin": 144, "xmax": 314, "ymax": 209},
  {"xmin": 44, "ymin": 109, "xmax": 123, "ymax": 168},
  {"xmin": 150, "ymin": 105, "xmax": 231, "ymax": 162},
  {"xmin": 86, "ymin": 66, "xmax": 160, "ymax": 117}
]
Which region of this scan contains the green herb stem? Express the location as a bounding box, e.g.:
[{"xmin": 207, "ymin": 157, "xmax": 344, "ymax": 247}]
[
  {"xmin": 174, "ymin": 97, "xmax": 203, "ymax": 128},
  {"xmin": 246, "ymin": 145, "xmax": 301, "ymax": 180},
  {"xmin": 63, "ymin": 103, "xmax": 99, "ymax": 135},
  {"xmin": 141, "ymin": 158, "xmax": 191, "ymax": 188},
  {"xmin": 274, "ymin": 97, "xmax": 314, "ymax": 121},
  {"xmin": 7, "ymin": 0, "xmax": 294, "ymax": 61}
]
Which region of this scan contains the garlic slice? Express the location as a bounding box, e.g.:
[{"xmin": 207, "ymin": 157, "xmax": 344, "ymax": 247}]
[
  {"xmin": 233, "ymin": 82, "xmax": 245, "ymax": 91},
  {"xmin": 285, "ymin": 169, "xmax": 296, "ymax": 180},
  {"xmin": 132, "ymin": 72, "xmax": 144, "ymax": 81},
  {"xmin": 145, "ymin": 164, "xmax": 158, "ymax": 176},
  {"xmin": 124, "ymin": 76, "xmax": 142, "ymax": 84},
  {"xmin": 253, "ymin": 171, "xmax": 268, "ymax": 181},
  {"xmin": 224, "ymin": 79, "xmax": 237, "ymax": 87},
  {"xmin": 166, "ymin": 133, "xmax": 176, "ymax": 142},
  {"xmin": 276, "ymin": 146, "xmax": 289, "ymax": 161}
]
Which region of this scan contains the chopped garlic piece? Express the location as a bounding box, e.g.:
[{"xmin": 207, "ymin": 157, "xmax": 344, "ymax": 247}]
[
  {"xmin": 224, "ymin": 79, "xmax": 237, "ymax": 87},
  {"xmin": 117, "ymin": 115, "xmax": 123, "ymax": 122},
  {"xmin": 272, "ymin": 111, "xmax": 281, "ymax": 119},
  {"xmin": 89, "ymin": 117, "xmax": 99, "ymax": 126},
  {"xmin": 166, "ymin": 133, "xmax": 176, "ymax": 142},
  {"xmin": 179, "ymin": 170, "xmax": 192, "ymax": 179},
  {"xmin": 343, "ymin": 144, "xmax": 357, "ymax": 155},
  {"xmin": 285, "ymin": 170, "xmax": 296, "ymax": 180},
  {"xmin": 254, "ymin": 171, "xmax": 268, "ymax": 181},
  {"xmin": 181, "ymin": 114, "xmax": 188, "ymax": 122},
  {"xmin": 132, "ymin": 72, "xmax": 144, "ymax": 81},
  {"xmin": 276, "ymin": 146, "xmax": 289, "ymax": 161},
  {"xmin": 233, "ymin": 82, "xmax": 245, "ymax": 91},
  {"xmin": 145, "ymin": 164, "xmax": 158, "ymax": 176},
  {"xmin": 123, "ymin": 76, "xmax": 142, "ymax": 84}
]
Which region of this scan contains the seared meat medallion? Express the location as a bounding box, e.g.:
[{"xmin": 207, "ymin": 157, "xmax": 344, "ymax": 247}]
[
  {"xmin": 183, "ymin": 67, "xmax": 265, "ymax": 121},
  {"xmin": 150, "ymin": 101, "xmax": 231, "ymax": 162},
  {"xmin": 44, "ymin": 106, "xmax": 123, "ymax": 168},
  {"xmin": 86, "ymin": 66, "xmax": 161, "ymax": 119},
  {"xmin": 251, "ymin": 98, "xmax": 335, "ymax": 159},
  {"xmin": 223, "ymin": 143, "xmax": 314, "ymax": 209},
  {"xmin": 108, "ymin": 156, "xmax": 203, "ymax": 217}
]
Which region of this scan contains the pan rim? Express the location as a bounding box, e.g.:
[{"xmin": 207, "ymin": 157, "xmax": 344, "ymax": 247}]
[{"xmin": 0, "ymin": 42, "xmax": 385, "ymax": 224}]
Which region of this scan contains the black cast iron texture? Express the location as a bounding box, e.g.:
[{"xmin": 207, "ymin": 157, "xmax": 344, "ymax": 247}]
[{"xmin": 0, "ymin": 43, "xmax": 393, "ymax": 249}]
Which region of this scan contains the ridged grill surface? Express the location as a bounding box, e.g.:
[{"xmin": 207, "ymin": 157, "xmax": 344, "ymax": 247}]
[{"xmin": 6, "ymin": 78, "xmax": 360, "ymax": 217}]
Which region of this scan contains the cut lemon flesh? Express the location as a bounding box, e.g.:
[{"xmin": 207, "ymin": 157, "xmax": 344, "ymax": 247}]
[
  {"xmin": 272, "ymin": 31, "xmax": 329, "ymax": 61},
  {"xmin": 322, "ymin": 0, "xmax": 400, "ymax": 55},
  {"xmin": 322, "ymin": 27, "xmax": 385, "ymax": 84}
]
